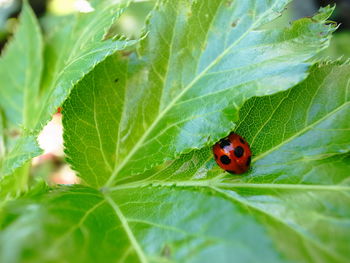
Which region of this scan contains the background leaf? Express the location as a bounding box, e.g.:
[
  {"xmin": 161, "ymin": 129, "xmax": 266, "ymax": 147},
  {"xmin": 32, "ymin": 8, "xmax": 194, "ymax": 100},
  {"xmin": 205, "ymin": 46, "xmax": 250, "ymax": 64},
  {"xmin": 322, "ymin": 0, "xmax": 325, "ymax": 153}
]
[
  {"xmin": 0, "ymin": 185, "xmax": 293, "ymax": 263},
  {"xmin": 64, "ymin": 0, "xmax": 336, "ymax": 187},
  {"xmin": 0, "ymin": 1, "xmax": 42, "ymax": 129},
  {"xmin": 0, "ymin": 1, "xmax": 137, "ymax": 177},
  {"xmin": 36, "ymin": 1, "xmax": 137, "ymax": 131},
  {"xmin": 318, "ymin": 32, "xmax": 350, "ymax": 60},
  {"xmin": 0, "ymin": 186, "xmax": 141, "ymax": 263},
  {"xmin": 0, "ymin": 2, "xmax": 43, "ymax": 177}
]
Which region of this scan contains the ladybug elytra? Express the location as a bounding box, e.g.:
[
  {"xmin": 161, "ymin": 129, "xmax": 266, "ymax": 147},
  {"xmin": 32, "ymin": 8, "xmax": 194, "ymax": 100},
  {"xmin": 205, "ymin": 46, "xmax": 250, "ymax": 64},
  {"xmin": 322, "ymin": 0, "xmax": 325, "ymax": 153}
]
[{"xmin": 213, "ymin": 133, "xmax": 252, "ymax": 174}]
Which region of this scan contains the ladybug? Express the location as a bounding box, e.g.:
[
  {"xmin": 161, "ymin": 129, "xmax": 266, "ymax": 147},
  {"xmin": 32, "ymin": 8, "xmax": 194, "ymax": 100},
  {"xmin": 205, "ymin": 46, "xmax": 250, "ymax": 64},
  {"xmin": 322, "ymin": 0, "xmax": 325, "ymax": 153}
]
[{"xmin": 213, "ymin": 133, "xmax": 252, "ymax": 174}]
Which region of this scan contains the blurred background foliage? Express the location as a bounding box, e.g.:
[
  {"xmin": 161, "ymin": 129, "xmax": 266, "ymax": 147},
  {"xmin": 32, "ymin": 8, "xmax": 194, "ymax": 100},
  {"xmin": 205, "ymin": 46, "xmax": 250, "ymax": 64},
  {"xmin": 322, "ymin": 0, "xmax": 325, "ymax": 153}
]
[
  {"xmin": 1, "ymin": 0, "xmax": 349, "ymax": 53},
  {"xmin": 0, "ymin": 0, "xmax": 349, "ymax": 185}
]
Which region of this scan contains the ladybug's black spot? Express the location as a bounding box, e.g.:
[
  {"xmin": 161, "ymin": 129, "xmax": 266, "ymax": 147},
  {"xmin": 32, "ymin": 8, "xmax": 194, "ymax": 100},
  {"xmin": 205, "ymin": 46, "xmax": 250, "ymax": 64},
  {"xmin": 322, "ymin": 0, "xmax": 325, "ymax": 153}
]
[
  {"xmin": 220, "ymin": 155, "xmax": 231, "ymax": 165},
  {"xmin": 226, "ymin": 170, "xmax": 237, "ymax": 174},
  {"xmin": 214, "ymin": 154, "xmax": 218, "ymax": 159},
  {"xmin": 234, "ymin": 146, "xmax": 244, "ymax": 158},
  {"xmin": 246, "ymin": 156, "xmax": 251, "ymax": 166},
  {"xmin": 219, "ymin": 139, "xmax": 231, "ymax": 149},
  {"xmin": 239, "ymin": 138, "xmax": 245, "ymax": 144}
]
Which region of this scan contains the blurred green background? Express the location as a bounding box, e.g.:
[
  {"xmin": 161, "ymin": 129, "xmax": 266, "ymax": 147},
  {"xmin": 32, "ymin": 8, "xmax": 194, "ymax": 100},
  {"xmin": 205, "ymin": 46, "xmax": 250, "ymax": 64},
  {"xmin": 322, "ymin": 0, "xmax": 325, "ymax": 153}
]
[{"xmin": 1, "ymin": 0, "xmax": 349, "ymax": 57}]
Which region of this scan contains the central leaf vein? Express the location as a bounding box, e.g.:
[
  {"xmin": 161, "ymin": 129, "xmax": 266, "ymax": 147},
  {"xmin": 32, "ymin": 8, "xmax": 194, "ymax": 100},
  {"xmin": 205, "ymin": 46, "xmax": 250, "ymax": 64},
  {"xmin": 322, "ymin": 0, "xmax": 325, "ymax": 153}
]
[{"xmin": 105, "ymin": 194, "xmax": 148, "ymax": 263}]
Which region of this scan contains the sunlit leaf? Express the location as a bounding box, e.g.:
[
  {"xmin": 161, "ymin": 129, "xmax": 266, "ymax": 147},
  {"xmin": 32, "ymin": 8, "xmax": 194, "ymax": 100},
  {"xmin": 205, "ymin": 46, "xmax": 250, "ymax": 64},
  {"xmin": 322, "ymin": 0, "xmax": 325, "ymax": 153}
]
[{"xmin": 64, "ymin": 1, "xmax": 335, "ymax": 187}]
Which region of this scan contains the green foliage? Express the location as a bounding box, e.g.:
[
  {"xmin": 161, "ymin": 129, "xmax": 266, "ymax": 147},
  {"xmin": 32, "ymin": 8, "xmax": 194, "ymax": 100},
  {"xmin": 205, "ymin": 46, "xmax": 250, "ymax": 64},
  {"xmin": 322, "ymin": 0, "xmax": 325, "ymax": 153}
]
[
  {"xmin": 0, "ymin": 2, "xmax": 43, "ymax": 178},
  {"xmin": 0, "ymin": 0, "xmax": 349, "ymax": 262},
  {"xmin": 64, "ymin": 1, "xmax": 335, "ymax": 187},
  {"xmin": 0, "ymin": 2, "xmax": 42, "ymax": 128},
  {"xmin": 319, "ymin": 32, "xmax": 350, "ymax": 60},
  {"xmin": 2, "ymin": 62, "xmax": 350, "ymax": 263},
  {"xmin": 0, "ymin": 1, "xmax": 137, "ymax": 177}
]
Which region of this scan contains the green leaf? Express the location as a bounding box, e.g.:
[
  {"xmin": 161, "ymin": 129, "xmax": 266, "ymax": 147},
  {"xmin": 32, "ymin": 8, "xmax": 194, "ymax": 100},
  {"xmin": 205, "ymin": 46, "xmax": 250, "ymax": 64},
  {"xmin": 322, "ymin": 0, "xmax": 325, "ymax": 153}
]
[
  {"xmin": 0, "ymin": 185, "xmax": 292, "ymax": 263},
  {"xmin": 0, "ymin": 135, "xmax": 42, "ymax": 177},
  {"xmin": 36, "ymin": 1, "xmax": 138, "ymax": 131},
  {"xmin": 0, "ymin": 2, "xmax": 350, "ymax": 263},
  {"xmin": 0, "ymin": 162, "xmax": 31, "ymax": 202},
  {"xmin": 318, "ymin": 32, "xmax": 350, "ymax": 61},
  {"xmin": 0, "ymin": 2, "xmax": 44, "ymax": 177},
  {"xmin": 0, "ymin": 1, "xmax": 43, "ymax": 129},
  {"xmin": 1, "ymin": 152, "xmax": 349, "ymax": 262},
  {"xmin": 64, "ymin": 1, "xmax": 335, "ymax": 187},
  {"xmin": 236, "ymin": 62, "xmax": 350, "ymax": 183},
  {"xmin": 108, "ymin": 62, "xmax": 349, "ymax": 262},
  {"xmin": 0, "ymin": 2, "xmax": 137, "ymax": 177},
  {"xmin": 117, "ymin": 61, "xmax": 350, "ymax": 187},
  {"xmin": 104, "ymin": 62, "xmax": 350, "ymax": 262},
  {"xmin": 3, "ymin": 61, "xmax": 345, "ymax": 262},
  {"xmin": 0, "ymin": 186, "xmax": 141, "ymax": 263}
]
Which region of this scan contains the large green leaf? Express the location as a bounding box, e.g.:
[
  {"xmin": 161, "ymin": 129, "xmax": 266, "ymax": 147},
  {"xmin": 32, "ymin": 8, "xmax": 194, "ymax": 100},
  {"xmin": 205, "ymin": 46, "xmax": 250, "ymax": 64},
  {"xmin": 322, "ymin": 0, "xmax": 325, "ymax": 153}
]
[
  {"xmin": 4, "ymin": 62, "xmax": 349, "ymax": 262},
  {"xmin": 0, "ymin": 2, "xmax": 43, "ymax": 176},
  {"xmin": 236, "ymin": 62, "xmax": 350, "ymax": 183},
  {"xmin": 0, "ymin": 185, "xmax": 304, "ymax": 263},
  {"xmin": 0, "ymin": 2, "xmax": 137, "ymax": 176},
  {"xmin": 64, "ymin": 0, "xmax": 336, "ymax": 187}
]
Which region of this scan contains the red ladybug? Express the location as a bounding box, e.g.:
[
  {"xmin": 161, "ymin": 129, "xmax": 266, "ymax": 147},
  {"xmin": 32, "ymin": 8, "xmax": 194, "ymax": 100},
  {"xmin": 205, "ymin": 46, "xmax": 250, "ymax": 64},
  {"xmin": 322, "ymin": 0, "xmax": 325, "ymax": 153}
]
[{"xmin": 213, "ymin": 133, "xmax": 252, "ymax": 174}]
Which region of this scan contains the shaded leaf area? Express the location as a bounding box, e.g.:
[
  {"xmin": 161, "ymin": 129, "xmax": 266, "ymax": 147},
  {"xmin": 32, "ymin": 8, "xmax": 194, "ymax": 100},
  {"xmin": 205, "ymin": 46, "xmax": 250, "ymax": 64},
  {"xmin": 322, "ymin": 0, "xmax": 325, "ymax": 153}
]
[
  {"xmin": 4, "ymin": 62, "xmax": 349, "ymax": 262},
  {"xmin": 109, "ymin": 183, "xmax": 350, "ymax": 263},
  {"xmin": 63, "ymin": 55, "xmax": 126, "ymax": 187},
  {"xmin": 64, "ymin": 0, "xmax": 336, "ymax": 187},
  {"xmin": 0, "ymin": 162, "xmax": 31, "ymax": 202},
  {"xmin": 236, "ymin": 62, "xmax": 350, "ymax": 184},
  {"xmin": 0, "ymin": 2, "xmax": 137, "ymax": 176},
  {"xmin": 0, "ymin": 176, "xmax": 349, "ymax": 263},
  {"xmin": 0, "ymin": 185, "xmax": 140, "ymax": 263}
]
